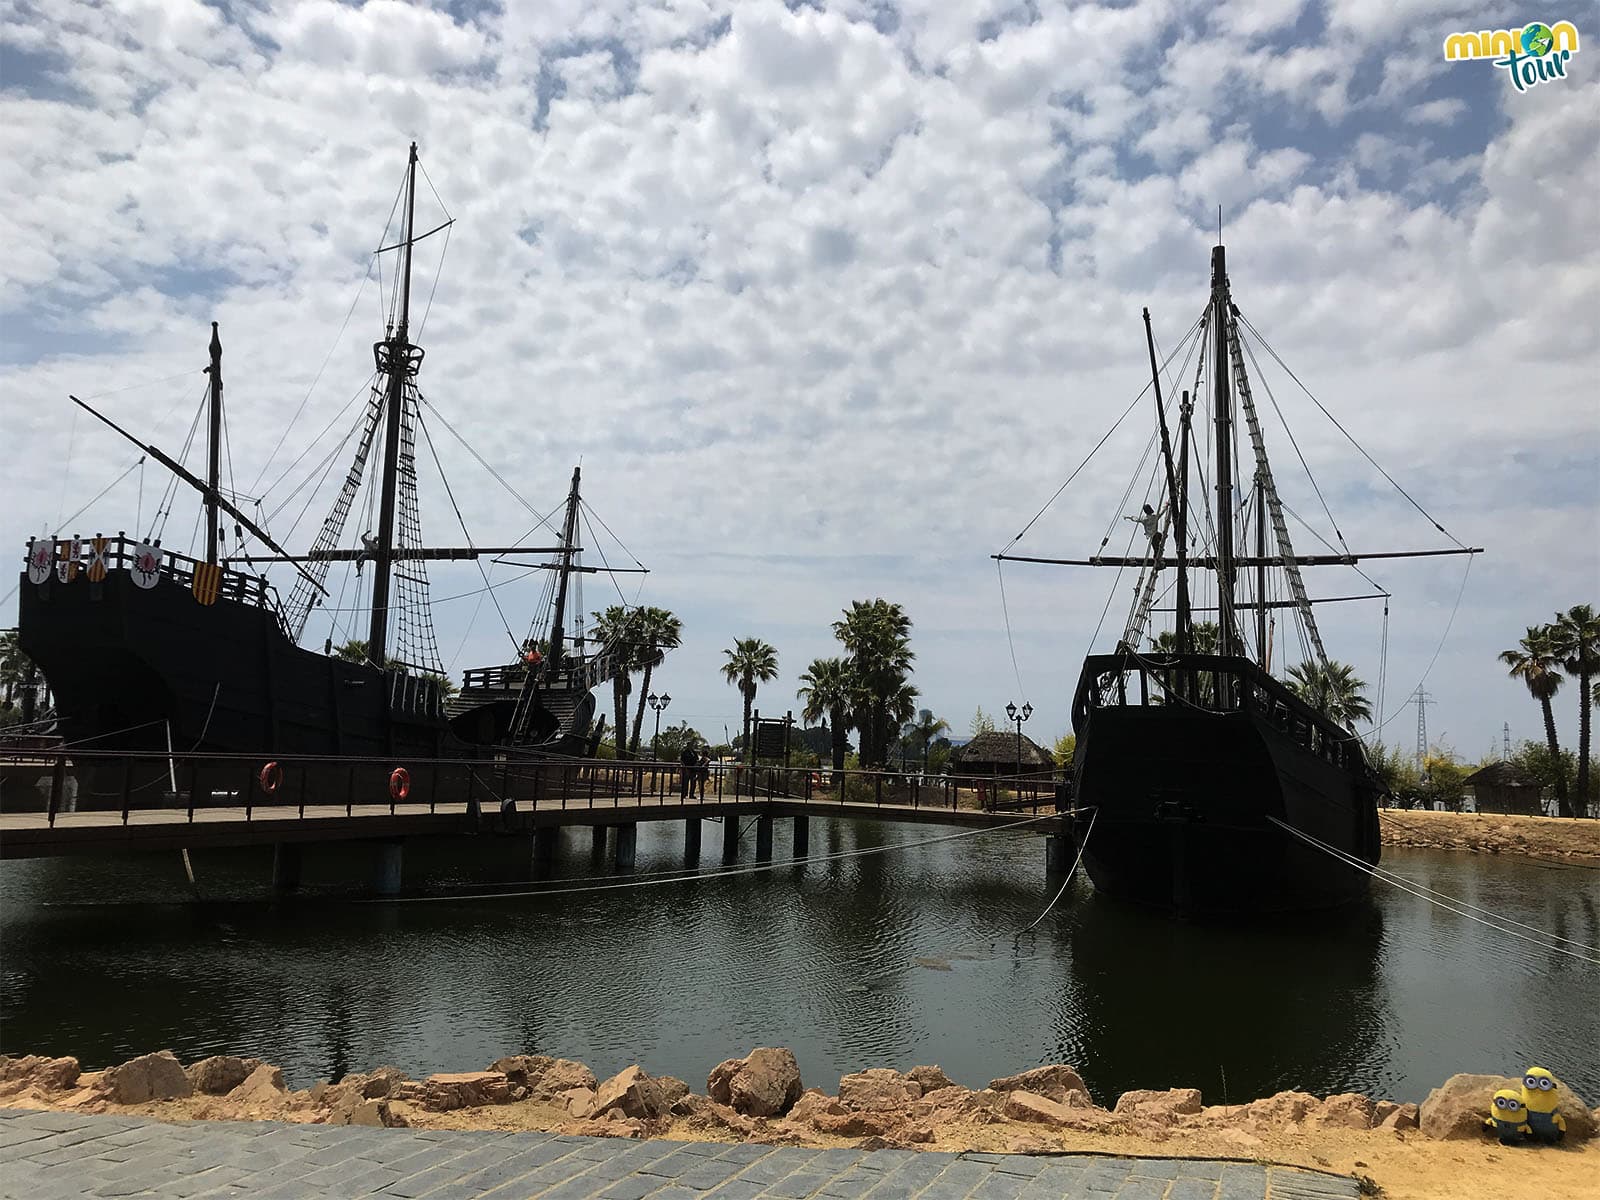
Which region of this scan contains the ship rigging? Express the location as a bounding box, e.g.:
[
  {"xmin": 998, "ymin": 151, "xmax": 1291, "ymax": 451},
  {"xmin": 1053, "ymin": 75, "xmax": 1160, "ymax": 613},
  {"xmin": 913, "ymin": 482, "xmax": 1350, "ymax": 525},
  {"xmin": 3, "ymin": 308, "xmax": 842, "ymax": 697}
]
[
  {"xmin": 996, "ymin": 241, "xmax": 1480, "ymax": 912},
  {"xmin": 21, "ymin": 143, "xmax": 646, "ymax": 765}
]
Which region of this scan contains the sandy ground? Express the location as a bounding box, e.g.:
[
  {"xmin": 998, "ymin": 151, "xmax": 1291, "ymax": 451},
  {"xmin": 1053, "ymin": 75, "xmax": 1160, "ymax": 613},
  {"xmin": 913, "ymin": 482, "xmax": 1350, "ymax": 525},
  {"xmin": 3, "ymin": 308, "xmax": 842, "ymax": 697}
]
[
  {"xmin": 8, "ymin": 1089, "xmax": 1596, "ymax": 1200},
  {"xmin": 1378, "ymin": 809, "xmax": 1600, "ymax": 858},
  {"xmin": 427, "ymin": 1102, "xmax": 1600, "ymax": 1200}
]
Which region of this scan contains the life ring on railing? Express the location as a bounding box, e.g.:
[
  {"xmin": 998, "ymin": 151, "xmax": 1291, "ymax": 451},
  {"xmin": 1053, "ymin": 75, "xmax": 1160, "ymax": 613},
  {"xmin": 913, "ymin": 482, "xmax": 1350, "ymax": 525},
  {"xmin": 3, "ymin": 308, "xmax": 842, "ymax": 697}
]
[
  {"xmin": 259, "ymin": 761, "xmax": 283, "ymax": 795},
  {"xmin": 389, "ymin": 767, "xmax": 411, "ymax": 801}
]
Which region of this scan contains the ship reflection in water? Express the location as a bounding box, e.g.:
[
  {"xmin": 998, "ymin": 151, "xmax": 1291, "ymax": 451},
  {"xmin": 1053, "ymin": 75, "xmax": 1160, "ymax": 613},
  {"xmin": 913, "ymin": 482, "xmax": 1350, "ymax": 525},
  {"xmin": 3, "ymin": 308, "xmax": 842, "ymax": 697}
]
[{"xmin": 1, "ymin": 820, "xmax": 1595, "ymax": 1105}]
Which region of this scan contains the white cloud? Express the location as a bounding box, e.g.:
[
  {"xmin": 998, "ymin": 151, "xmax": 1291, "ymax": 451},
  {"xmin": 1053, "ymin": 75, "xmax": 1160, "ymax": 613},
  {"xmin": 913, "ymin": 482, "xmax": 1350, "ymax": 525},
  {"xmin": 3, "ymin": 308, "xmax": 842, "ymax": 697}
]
[
  {"xmin": 0, "ymin": 0, "xmax": 1594, "ymax": 756},
  {"xmin": 1407, "ymin": 97, "xmax": 1467, "ymax": 125}
]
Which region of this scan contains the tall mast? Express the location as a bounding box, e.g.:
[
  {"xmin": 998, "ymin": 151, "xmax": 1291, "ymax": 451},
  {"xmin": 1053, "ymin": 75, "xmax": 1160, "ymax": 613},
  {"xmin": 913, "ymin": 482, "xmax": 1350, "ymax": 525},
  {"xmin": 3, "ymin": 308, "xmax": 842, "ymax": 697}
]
[
  {"xmin": 205, "ymin": 322, "xmax": 222, "ymax": 564},
  {"xmin": 547, "ymin": 465, "xmax": 582, "ymax": 674},
  {"xmin": 1175, "ymin": 389, "xmax": 1193, "ymax": 664},
  {"xmin": 1254, "ymin": 469, "xmax": 1268, "ymax": 667},
  {"xmin": 1143, "ymin": 308, "xmax": 1188, "ymax": 655},
  {"xmin": 367, "ymin": 141, "xmax": 419, "ymax": 668},
  {"xmin": 1210, "ymin": 244, "xmax": 1237, "ymax": 660}
]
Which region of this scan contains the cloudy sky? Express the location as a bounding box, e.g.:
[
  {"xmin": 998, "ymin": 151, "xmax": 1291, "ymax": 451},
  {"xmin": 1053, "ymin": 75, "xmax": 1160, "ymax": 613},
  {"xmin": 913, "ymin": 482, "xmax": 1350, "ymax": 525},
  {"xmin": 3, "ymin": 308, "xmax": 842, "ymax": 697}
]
[{"xmin": 1, "ymin": 0, "xmax": 1595, "ymax": 762}]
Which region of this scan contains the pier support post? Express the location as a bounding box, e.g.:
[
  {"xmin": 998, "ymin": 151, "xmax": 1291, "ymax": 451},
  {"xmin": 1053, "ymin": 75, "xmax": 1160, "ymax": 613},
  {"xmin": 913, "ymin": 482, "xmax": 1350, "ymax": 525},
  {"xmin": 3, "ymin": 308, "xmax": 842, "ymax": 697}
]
[
  {"xmin": 533, "ymin": 826, "xmax": 558, "ymax": 876},
  {"xmin": 792, "ymin": 814, "xmax": 809, "ymax": 859},
  {"xmin": 755, "ymin": 813, "xmax": 773, "ymax": 862},
  {"xmin": 271, "ymin": 843, "xmax": 302, "ymax": 892},
  {"xmin": 614, "ymin": 823, "xmax": 638, "ymax": 871},
  {"xmin": 371, "ymin": 840, "xmax": 403, "ymax": 897},
  {"xmin": 722, "ymin": 815, "xmax": 739, "ymax": 864},
  {"xmin": 684, "ymin": 818, "xmax": 702, "ymax": 865},
  {"xmin": 1045, "ymin": 833, "xmax": 1071, "ymax": 874},
  {"xmin": 590, "ymin": 826, "xmax": 606, "ymax": 859}
]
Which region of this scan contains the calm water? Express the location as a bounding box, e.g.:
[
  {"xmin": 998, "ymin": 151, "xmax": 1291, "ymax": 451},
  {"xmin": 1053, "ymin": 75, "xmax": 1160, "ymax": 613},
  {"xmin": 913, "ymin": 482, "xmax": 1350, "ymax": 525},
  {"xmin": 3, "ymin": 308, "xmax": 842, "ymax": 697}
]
[{"xmin": 2, "ymin": 819, "xmax": 1596, "ymax": 1106}]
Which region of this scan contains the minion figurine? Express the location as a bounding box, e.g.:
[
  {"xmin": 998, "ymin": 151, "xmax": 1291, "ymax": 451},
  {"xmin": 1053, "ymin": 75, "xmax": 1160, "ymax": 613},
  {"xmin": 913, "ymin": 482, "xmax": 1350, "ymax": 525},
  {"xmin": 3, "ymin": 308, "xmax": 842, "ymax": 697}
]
[
  {"xmin": 1519, "ymin": 1067, "xmax": 1566, "ymax": 1143},
  {"xmin": 1485, "ymin": 1089, "xmax": 1531, "ymax": 1144}
]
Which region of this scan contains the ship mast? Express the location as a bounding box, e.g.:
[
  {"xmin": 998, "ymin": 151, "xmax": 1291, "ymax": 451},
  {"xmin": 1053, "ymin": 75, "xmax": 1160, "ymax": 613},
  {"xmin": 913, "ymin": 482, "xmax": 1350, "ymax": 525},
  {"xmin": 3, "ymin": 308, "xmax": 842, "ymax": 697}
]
[
  {"xmin": 1254, "ymin": 470, "xmax": 1268, "ymax": 667},
  {"xmin": 205, "ymin": 322, "xmax": 223, "ymax": 564},
  {"xmin": 1143, "ymin": 308, "xmax": 1189, "ymax": 655},
  {"xmin": 1210, "ymin": 245, "xmax": 1237, "ymax": 661},
  {"xmin": 546, "ymin": 465, "xmax": 583, "ymax": 674},
  {"xmin": 367, "ymin": 142, "xmax": 420, "ymax": 669},
  {"xmin": 1175, "ymin": 388, "xmax": 1193, "ymax": 683}
]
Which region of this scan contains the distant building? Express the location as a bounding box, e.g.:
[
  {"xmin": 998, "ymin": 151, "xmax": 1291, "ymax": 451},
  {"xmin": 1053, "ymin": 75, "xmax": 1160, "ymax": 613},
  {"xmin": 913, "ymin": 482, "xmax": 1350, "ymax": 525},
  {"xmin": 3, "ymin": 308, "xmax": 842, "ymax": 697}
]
[
  {"xmin": 1463, "ymin": 761, "xmax": 1544, "ymax": 815},
  {"xmin": 951, "ymin": 730, "xmax": 1055, "ymax": 779}
]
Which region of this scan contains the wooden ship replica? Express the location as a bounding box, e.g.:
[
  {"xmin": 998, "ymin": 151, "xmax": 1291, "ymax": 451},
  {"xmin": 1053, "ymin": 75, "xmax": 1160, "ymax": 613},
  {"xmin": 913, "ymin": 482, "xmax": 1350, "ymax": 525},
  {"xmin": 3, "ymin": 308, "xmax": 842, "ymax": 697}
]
[
  {"xmin": 18, "ymin": 145, "xmax": 644, "ymax": 776},
  {"xmin": 1000, "ymin": 241, "xmax": 1477, "ymax": 913}
]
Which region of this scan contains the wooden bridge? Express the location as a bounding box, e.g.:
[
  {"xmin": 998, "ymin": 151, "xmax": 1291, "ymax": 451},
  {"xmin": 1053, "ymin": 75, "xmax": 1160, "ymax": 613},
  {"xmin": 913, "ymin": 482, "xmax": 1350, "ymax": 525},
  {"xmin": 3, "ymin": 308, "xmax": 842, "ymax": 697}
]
[{"xmin": 0, "ymin": 750, "xmax": 1070, "ymax": 893}]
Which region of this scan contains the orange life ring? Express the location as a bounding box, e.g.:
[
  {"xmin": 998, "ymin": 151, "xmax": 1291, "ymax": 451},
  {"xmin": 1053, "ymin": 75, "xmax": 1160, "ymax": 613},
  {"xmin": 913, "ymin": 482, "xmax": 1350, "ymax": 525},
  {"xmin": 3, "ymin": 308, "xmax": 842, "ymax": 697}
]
[
  {"xmin": 259, "ymin": 761, "xmax": 283, "ymax": 795},
  {"xmin": 389, "ymin": 766, "xmax": 411, "ymax": 801}
]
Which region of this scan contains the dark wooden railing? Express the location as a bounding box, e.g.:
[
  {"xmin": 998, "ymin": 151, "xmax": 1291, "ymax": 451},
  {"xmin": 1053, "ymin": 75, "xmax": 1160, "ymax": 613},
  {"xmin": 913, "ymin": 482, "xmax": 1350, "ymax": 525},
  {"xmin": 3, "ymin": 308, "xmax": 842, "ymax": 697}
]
[
  {"xmin": 23, "ymin": 533, "xmax": 285, "ymax": 625},
  {"xmin": 0, "ymin": 746, "xmax": 1066, "ymax": 828}
]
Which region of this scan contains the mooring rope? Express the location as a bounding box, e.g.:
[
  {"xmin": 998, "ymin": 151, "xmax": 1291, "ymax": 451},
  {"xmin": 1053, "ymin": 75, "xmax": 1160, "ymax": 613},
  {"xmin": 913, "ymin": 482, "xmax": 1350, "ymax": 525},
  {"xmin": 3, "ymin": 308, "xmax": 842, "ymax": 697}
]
[
  {"xmin": 357, "ymin": 810, "xmax": 1066, "ymax": 905},
  {"xmin": 1266, "ymin": 816, "xmax": 1600, "ymax": 964},
  {"xmin": 1017, "ymin": 807, "xmax": 1097, "ymax": 935}
]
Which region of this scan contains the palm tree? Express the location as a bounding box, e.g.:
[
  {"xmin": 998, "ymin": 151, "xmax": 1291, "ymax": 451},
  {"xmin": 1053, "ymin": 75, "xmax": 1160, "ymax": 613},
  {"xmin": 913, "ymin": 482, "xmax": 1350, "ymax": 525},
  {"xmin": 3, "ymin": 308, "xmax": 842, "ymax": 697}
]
[
  {"xmin": 1551, "ymin": 604, "xmax": 1600, "ymax": 816},
  {"xmin": 1148, "ymin": 621, "xmax": 1219, "ymax": 655},
  {"xmin": 885, "ymin": 684, "xmax": 921, "ymax": 765},
  {"xmin": 592, "ymin": 605, "xmax": 641, "ymax": 759},
  {"xmin": 902, "ymin": 707, "xmax": 947, "ymax": 772},
  {"xmin": 1148, "ymin": 621, "xmax": 1220, "ymax": 703},
  {"xmin": 832, "ymin": 599, "xmax": 914, "ymax": 767},
  {"xmin": 798, "ymin": 657, "xmax": 854, "ymax": 771},
  {"xmin": 331, "ymin": 638, "xmax": 369, "ymax": 663},
  {"xmin": 627, "ymin": 607, "xmax": 683, "ymax": 757},
  {"xmin": 721, "ymin": 637, "xmax": 778, "ymax": 762},
  {"xmin": 1286, "ymin": 659, "xmax": 1372, "ymax": 732},
  {"xmin": 1500, "ymin": 625, "xmax": 1570, "ymax": 817},
  {"xmin": 1, "ymin": 630, "xmax": 28, "ymax": 709}
]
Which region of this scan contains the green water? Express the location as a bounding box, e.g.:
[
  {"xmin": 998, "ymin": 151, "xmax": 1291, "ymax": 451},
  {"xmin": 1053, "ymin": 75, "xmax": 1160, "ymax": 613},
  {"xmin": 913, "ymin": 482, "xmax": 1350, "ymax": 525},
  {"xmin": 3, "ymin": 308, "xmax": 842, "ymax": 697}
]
[{"xmin": 1, "ymin": 819, "xmax": 1596, "ymax": 1106}]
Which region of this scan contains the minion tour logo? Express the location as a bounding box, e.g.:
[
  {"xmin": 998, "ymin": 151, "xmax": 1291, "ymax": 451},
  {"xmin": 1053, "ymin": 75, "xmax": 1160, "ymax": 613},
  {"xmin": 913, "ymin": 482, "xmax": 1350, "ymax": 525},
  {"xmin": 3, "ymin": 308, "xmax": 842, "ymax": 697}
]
[{"xmin": 1443, "ymin": 20, "xmax": 1580, "ymax": 91}]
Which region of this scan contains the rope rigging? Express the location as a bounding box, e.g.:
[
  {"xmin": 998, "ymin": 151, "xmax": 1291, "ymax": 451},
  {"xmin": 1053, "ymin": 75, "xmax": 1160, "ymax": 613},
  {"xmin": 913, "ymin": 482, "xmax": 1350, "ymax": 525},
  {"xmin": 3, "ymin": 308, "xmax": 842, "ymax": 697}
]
[
  {"xmin": 1234, "ymin": 310, "xmax": 1468, "ymax": 548},
  {"xmin": 282, "ymin": 380, "xmax": 386, "ymax": 642},
  {"xmin": 1004, "ymin": 314, "xmax": 1205, "ymax": 556},
  {"xmin": 1268, "ymin": 816, "xmax": 1600, "ymax": 964},
  {"xmin": 246, "ymin": 264, "xmax": 374, "ymax": 498},
  {"xmin": 413, "ymin": 401, "xmax": 520, "ymax": 659}
]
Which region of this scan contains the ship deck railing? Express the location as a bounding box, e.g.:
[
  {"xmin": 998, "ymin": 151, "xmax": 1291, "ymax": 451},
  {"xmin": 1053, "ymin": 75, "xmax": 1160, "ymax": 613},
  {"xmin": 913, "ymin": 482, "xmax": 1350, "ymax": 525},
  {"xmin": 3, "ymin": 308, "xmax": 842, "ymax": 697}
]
[
  {"xmin": 0, "ymin": 746, "xmax": 1068, "ymax": 829},
  {"xmin": 459, "ymin": 650, "xmax": 637, "ymax": 696},
  {"xmin": 23, "ymin": 533, "xmax": 290, "ymax": 632},
  {"xmin": 1073, "ymin": 651, "xmax": 1366, "ymax": 773}
]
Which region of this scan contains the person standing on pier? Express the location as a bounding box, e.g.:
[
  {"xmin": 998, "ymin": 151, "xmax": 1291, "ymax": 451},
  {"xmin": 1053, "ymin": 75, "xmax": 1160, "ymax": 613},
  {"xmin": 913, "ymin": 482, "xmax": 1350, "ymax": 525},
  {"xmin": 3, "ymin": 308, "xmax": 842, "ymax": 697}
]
[{"xmin": 680, "ymin": 742, "xmax": 699, "ymax": 799}]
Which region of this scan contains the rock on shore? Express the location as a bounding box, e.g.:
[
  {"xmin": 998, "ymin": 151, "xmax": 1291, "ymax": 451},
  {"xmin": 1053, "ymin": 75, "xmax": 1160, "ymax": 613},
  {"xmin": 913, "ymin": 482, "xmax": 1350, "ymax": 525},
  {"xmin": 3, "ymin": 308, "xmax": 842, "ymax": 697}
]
[{"xmin": 1, "ymin": 1048, "xmax": 1593, "ymax": 1158}]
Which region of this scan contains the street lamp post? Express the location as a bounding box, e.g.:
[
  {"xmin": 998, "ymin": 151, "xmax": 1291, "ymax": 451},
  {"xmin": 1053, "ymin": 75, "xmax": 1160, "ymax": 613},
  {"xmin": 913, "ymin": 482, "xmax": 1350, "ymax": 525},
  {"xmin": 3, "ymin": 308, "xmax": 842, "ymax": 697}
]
[
  {"xmin": 1005, "ymin": 701, "xmax": 1033, "ymax": 786},
  {"xmin": 647, "ymin": 692, "xmax": 671, "ymax": 760}
]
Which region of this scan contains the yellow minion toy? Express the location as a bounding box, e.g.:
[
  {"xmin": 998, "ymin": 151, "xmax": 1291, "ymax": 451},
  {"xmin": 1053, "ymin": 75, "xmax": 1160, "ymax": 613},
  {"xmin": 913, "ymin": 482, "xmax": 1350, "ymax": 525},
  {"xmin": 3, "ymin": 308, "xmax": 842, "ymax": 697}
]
[
  {"xmin": 1519, "ymin": 1067, "xmax": 1566, "ymax": 1143},
  {"xmin": 1485, "ymin": 1089, "xmax": 1531, "ymax": 1144}
]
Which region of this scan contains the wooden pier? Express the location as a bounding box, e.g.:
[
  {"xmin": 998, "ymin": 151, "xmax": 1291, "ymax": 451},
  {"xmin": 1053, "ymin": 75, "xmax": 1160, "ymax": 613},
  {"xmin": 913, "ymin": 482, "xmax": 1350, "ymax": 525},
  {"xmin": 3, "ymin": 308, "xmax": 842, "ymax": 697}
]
[{"xmin": 0, "ymin": 750, "xmax": 1070, "ymax": 895}]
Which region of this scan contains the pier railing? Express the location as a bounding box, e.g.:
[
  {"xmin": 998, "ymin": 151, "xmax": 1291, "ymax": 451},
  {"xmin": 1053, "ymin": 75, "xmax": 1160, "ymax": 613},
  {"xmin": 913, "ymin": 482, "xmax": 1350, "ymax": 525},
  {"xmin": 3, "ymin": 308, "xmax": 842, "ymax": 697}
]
[{"xmin": 0, "ymin": 746, "xmax": 1064, "ymax": 828}]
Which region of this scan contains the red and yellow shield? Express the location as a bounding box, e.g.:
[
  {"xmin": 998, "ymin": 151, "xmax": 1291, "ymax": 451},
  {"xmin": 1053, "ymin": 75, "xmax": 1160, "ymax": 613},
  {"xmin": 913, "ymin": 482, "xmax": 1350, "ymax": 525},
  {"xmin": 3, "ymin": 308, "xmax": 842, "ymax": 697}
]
[
  {"xmin": 87, "ymin": 536, "xmax": 110, "ymax": 583},
  {"xmin": 192, "ymin": 562, "xmax": 223, "ymax": 606}
]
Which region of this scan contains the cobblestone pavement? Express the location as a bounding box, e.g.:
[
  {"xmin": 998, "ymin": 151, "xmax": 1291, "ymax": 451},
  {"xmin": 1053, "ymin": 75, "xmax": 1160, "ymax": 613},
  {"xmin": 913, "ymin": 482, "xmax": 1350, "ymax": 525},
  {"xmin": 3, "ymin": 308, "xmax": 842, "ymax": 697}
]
[{"xmin": 0, "ymin": 1110, "xmax": 1358, "ymax": 1200}]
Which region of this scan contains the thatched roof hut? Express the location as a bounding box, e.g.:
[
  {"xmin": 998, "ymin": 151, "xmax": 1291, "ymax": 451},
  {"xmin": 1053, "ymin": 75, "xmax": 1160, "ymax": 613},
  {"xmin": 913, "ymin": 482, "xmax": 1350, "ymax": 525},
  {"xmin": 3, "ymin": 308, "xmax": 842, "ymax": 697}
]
[
  {"xmin": 952, "ymin": 730, "xmax": 1055, "ymax": 777},
  {"xmin": 1464, "ymin": 760, "xmax": 1543, "ymax": 815}
]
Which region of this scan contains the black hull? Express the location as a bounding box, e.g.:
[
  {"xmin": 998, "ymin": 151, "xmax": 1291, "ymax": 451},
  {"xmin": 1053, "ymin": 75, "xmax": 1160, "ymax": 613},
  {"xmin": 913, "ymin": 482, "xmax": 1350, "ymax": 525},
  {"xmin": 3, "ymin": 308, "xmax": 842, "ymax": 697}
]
[
  {"xmin": 17, "ymin": 569, "xmax": 594, "ymax": 768},
  {"xmin": 1070, "ymin": 661, "xmax": 1382, "ymax": 915}
]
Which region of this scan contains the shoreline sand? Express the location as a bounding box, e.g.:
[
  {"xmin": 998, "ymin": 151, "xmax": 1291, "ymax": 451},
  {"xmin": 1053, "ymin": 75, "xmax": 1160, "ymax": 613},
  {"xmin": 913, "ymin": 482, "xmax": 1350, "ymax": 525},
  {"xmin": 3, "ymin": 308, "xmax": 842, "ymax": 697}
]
[
  {"xmin": 4, "ymin": 1051, "xmax": 1596, "ymax": 1200},
  {"xmin": 1376, "ymin": 809, "xmax": 1600, "ymax": 858}
]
